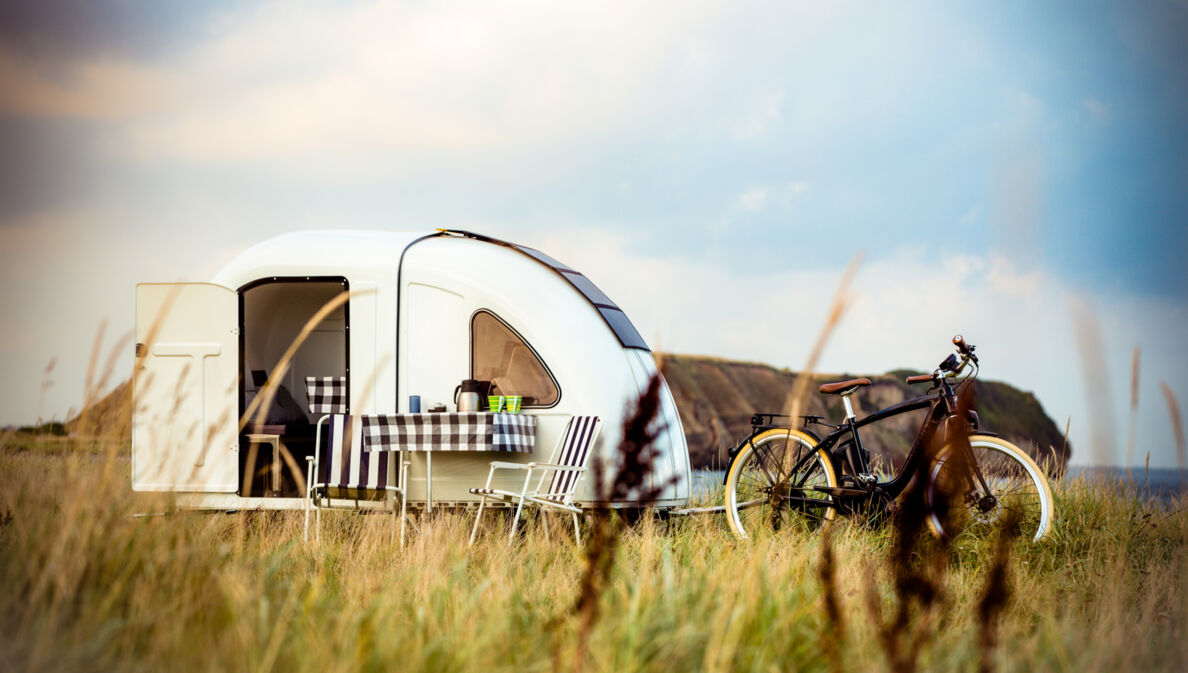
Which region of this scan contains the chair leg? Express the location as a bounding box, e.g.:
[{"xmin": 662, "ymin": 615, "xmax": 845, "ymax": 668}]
[
  {"xmin": 396, "ymin": 497, "xmax": 406, "ymax": 549},
  {"xmin": 572, "ymin": 513, "xmax": 581, "ymax": 545},
  {"xmin": 400, "ymin": 460, "xmax": 409, "ymax": 548},
  {"xmin": 507, "ymin": 468, "xmax": 534, "ymax": 546},
  {"xmin": 304, "ymin": 499, "xmax": 311, "ymax": 543},
  {"xmin": 303, "ymin": 458, "xmax": 314, "ymax": 543},
  {"xmin": 399, "ymin": 489, "xmax": 408, "ymax": 548},
  {"xmin": 469, "ymin": 498, "xmax": 487, "ymax": 547},
  {"xmin": 541, "ymin": 510, "xmax": 551, "ymax": 542},
  {"xmin": 508, "ymin": 499, "xmax": 527, "ymax": 545}
]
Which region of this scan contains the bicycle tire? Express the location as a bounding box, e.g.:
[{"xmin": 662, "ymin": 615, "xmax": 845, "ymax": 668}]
[
  {"xmin": 725, "ymin": 428, "xmax": 838, "ymax": 539},
  {"xmin": 926, "ymin": 434, "xmax": 1054, "ymax": 542}
]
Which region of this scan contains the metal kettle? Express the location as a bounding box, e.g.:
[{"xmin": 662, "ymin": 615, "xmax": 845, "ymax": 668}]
[{"xmin": 453, "ymin": 379, "xmax": 487, "ymax": 412}]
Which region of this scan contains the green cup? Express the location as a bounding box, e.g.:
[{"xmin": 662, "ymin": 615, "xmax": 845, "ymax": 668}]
[
  {"xmin": 488, "ymin": 395, "xmax": 505, "ymax": 413},
  {"xmin": 505, "ymin": 395, "xmax": 522, "ymax": 414}
]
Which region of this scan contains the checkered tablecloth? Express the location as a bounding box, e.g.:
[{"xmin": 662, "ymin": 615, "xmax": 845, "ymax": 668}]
[{"xmin": 362, "ymin": 412, "xmax": 536, "ymax": 453}]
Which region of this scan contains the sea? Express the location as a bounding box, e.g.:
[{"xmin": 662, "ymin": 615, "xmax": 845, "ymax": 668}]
[{"xmin": 1066, "ymin": 465, "xmax": 1188, "ymax": 502}]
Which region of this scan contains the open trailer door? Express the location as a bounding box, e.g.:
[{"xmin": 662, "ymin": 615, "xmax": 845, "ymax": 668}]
[{"xmin": 132, "ymin": 283, "xmax": 239, "ymax": 492}]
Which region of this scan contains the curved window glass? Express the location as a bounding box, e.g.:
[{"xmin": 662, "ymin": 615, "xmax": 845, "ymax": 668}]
[{"xmin": 470, "ymin": 311, "xmax": 560, "ymax": 407}]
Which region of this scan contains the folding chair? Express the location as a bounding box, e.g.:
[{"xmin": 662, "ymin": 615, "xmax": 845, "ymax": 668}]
[
  {"xmin": 468, "ymin": 416, "xmax": 601, "ymax": 546},
  {"xmin": 303, "ymin": 414, "xmax": 409, "ymax": 545},
  {"xmin": 302, "ymin": 377, "xmax": 409, "ymax": 545}
]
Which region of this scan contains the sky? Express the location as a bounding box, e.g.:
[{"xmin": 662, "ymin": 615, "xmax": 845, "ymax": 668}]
[{"xmin": 1, "ymin": 0, "xmax": 1185, "ymax": 468}]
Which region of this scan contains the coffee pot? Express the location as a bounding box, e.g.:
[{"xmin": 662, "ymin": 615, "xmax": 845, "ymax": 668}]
[{"xmin": 454, "ymin": 379, "xmax": 491, "ymax": 412}]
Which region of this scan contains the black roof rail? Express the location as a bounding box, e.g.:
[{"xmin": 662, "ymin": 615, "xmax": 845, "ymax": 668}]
[{"xmin": 436, "ymin": 229, "xmax": 649, "ymax": 351}]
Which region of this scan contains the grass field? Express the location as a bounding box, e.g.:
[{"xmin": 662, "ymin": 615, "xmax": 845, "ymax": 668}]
[{"xmin": 1, "ymin": 435, "xmax": 1185, "ymax": 673}]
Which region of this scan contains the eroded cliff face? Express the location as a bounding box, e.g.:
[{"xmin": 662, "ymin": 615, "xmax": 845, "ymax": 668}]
[{"xmin": 659, "ymin": 354, "xmax": 1071, "ymax": 472}]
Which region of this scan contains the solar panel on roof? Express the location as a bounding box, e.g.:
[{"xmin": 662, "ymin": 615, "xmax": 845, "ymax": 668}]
[{"xmin": 436, "ymin": 231, "xmax": 651, "ymax": 352}]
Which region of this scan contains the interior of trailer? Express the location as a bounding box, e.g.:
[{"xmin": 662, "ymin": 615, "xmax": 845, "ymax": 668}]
[{"xmin": 239, "ymin": 278, "xmax": 348, "ymax": 497}]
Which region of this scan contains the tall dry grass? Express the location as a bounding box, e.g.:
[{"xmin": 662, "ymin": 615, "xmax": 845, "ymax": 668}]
[
  {"xmin": 6, "ymin": 273, "xmax": 1186, "ymax": 672},
  {"xmin": 2, "ymin": 433, "xmax": 1185, "ymax": 673}
]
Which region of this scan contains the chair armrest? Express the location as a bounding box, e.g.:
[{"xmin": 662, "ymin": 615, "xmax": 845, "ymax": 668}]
[
  {"xmin": 488, "ymin": 461, "xmax": 536, "ymax": 471},
  {"xmin": 529, "ymin": 463, "xmax": 586, "ymax": 473}
]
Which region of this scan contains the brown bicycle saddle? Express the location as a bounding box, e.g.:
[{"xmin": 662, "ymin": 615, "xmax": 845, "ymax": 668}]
[{"xmin": 817, "ymin": 378, "xmax": 872, "ymax": 395}]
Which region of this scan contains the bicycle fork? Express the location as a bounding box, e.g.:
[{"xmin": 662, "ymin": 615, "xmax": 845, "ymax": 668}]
[{"xmin": 948, "ymin": 434, "xmax": 998, "ymax": 513}]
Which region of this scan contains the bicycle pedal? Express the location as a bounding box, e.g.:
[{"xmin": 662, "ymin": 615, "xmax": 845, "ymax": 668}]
[{"xmin": 814, "ymin": 485, "xmax": 870, "ymax": 497}]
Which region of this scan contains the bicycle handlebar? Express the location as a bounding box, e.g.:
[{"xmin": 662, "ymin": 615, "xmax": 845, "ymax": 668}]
[
  {"xmin": 953, "ymin": 334, "xmax": 979, "ymax": 364},
  {"xmin": 904, "ymin": 335, "xmax": 980, "ymax": 384},
  {"xmin": 953, "ymin": 334, "xmax": 968, "ymax": 353}
]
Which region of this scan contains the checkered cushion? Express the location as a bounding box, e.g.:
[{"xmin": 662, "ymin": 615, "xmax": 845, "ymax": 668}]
[
  {"xmin": 364, "ymin": 413, "xmax": 535, "ymax": 453},
  {"xmin": 306, "ymin": 376, "xmax": 347, "ymax": 415}
]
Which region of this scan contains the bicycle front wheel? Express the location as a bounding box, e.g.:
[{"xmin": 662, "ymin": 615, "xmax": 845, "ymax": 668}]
[
  {"xmin": 724, "ymin": 428, "xmax": 837, "ymax": 539},
  {"xmin": 926, "ymin": 435, "xmax": 1054, "ymax": 542}
]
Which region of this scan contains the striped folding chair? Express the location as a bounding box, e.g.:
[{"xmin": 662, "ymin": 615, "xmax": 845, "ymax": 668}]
[
  {"xmin": 468, "ymin": 416, "xmax": 602, "ymax": 546},
  {"xmin": 303, "ymin": 414, "xmax": 410, "ymax": 545}
]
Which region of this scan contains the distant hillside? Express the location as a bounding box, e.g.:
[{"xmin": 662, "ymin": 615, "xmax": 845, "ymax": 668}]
[
  {"xmin": 659, "ymin": 354, "xmax": 1070, "ymax": 473},
  {"xmin": 65, "ymin": 380, "xmax": 131, "ymax": 440}
]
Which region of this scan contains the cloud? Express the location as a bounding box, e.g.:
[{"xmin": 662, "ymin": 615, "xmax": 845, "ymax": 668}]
[
  {"xmin": 0, "ymin": 0, "xmax": 726, "ymax": 168},
  {"xmin": 0, "ymin": 49, "xmax": 176, "ymax": 119},
  {"xmin": 0, "ymin": 203, "xmax": 280, "ymax": 427},
  {"xmin": 730, "ymin": 86, "xmax": 783, "ymax": 140},
  {"xmin": 737, "ymin": 186, "xmax": 768, "ymax": 212},
  {"xmin": 1083, "ymin": 98, "xmax": 1111, "ymax": 125},
  {"xmin": 0, "ymin": 1, "xmax": 235, "ymax": 65}
]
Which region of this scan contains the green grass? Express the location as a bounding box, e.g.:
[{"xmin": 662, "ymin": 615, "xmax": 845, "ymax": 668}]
[{"xmin": 1, "ymin": 436, "xmax": 1185, "ymax": 673}]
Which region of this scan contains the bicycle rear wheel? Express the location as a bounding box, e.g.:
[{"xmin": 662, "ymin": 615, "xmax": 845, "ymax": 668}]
[
  {"xmin": 725, "ymin": 428, "xmax": 837, "ymax": 539},
  {"xmin": 926, "ymin": 435, "xmax": 1054, "ymax": 542}
]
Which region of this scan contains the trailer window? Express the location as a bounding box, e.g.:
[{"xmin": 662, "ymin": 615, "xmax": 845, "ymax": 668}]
[{"xmin": 471, "ymin": 311, "xmax": 559, "ymax": 407}]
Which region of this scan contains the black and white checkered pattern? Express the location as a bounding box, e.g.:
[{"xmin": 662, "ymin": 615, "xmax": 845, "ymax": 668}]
[
  {"xmin": 361, "ymin": 415, "xmax": 400, "ymax": 452},
  {"xmin": 490, "ymin": 413, "xmax": 536, "ymax": 452},
  {"xmin": 305, "ymin": 376, "xmax": 347, "ymax": 415},
  {"xmin": 363, "ymin": 412, "xmax": 536, "ymax": 453}
]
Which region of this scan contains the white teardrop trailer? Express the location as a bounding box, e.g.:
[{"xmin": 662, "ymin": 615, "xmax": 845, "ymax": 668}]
[{"xmin": 132, "ymin": 229, "xmax": 691, "ymax": 512}]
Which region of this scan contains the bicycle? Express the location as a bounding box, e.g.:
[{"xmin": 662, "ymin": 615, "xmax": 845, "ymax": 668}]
[{"xmin": 723, "ymin": 336, "xmax": 1055, "ymax": 541}]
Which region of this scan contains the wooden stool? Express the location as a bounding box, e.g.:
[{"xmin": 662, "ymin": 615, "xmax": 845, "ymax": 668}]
[{"xmin": 246, "ymin": 434, "xmax": 282, "ymax": 495}]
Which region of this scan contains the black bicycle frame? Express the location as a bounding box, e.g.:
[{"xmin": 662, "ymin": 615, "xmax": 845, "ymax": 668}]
[
  {"xmin": 813, "ymin": 393, "xmax": 944, "ymax": 499},
  {"xmin": 736, "ymin": 379, "xmax": 987, "ymax": 507}
]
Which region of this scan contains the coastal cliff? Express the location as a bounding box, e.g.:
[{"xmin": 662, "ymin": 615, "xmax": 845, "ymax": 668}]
[{"xmin": 659, "ymin": 353, "xmax": 1070, "ymax": 472}]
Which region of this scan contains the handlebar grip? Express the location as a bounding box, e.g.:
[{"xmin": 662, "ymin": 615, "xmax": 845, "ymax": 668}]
[
  {"xmin": 952, "ymin": 334, "xmax": 968, "ymax": 354},
  {"xmin": 906, "ymin": 374, "xmax": 934, "ymax": 384}
]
